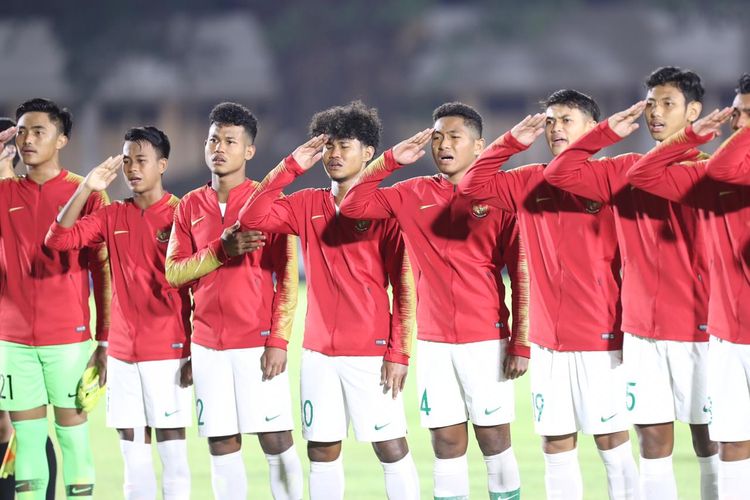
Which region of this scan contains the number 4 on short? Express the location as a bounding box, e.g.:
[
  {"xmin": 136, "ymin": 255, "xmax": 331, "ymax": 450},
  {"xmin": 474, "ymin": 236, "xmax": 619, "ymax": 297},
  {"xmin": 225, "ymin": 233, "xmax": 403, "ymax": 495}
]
[{"xmin": 420, "ymin": 390, "xmax": 431, "ymax": 416}]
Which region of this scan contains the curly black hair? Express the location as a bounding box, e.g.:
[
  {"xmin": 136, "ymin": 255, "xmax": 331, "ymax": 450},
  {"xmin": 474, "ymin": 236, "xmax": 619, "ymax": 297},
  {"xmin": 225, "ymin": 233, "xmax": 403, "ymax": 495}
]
[
  {"xmin": 432, "ymin": 102, "xmax": 483, "ymax": 138},
  {"xmin": 645, "ymin": 66, "xmax": 705, "ymax": 103},
  {"xmin": 309, "ymin": 100, "xmax": 382, "ymax": 151},
  {"xmin": 0, "ymin": 117, "xmax": 18, "ymax": 167},
  {"xmin": 209, "ymin": 102, "xmax": 258, "ymax": 142},
  {"xmin": 737, "ymin": 73, "xmax": 750, "ymax": 94},
  {"xmin": 541, "ymin": 89, "xmax": 601, "ymax": 122},
  {"xmin": 15, "ymin": 98, "xmax": 73, "ymax": 138},
  {"xmin": 124, "ymin": 126, "xmax": 171, "ymax": 159}
]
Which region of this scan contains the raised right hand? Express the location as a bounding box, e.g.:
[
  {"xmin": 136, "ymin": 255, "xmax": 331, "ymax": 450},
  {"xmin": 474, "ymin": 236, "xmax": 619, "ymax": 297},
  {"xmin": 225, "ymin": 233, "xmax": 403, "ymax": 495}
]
[
  {"xmin": 292, "ymin": 134, "xmax": 327, "ymax": 171},
  {"xmin": 83, "ymin": 155, "xmax": 123, "ymax": 192}
]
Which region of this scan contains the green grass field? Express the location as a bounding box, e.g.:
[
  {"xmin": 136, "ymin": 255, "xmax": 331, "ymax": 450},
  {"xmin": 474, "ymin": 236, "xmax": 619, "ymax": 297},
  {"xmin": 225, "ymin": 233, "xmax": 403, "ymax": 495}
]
[{"xmin": 45, "ymin": 285, "xmax": 701, "ymax": 499}]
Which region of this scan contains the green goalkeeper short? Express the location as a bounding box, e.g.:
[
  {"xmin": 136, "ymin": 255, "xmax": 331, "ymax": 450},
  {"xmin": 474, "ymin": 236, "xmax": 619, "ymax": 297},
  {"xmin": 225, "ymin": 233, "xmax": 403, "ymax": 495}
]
[{"xmin": 0, "ymin": 340, "xmax": 93, "ymax": 411}]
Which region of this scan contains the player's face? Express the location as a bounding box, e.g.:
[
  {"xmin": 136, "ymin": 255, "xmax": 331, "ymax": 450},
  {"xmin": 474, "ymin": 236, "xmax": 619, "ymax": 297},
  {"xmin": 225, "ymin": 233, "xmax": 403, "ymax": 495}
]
[
  {"xmin": 205, "ymin": 124, "xmax": 255, "ymax": 176},
  {"xmin": 730, "ymin": 93, "xmax": 750, "ymax": 131},
  {"xmin": 15, "ymin": 112, "xmax": 67, "ymax": 167},
  {"xmin": 122, "ymin": 141, "xmax": 166, "ymax": 194},
  {"xmin": 544, "ymin": 105, "xmax": 597, "ymax": 157},
  {"xmin": 431, "ymin": 116, "xmax": 484, "ymax": 176},
  {"xmin": 644, "ymin": 84, "xmax": 701, "ymax": 141},
  {"xmin": 321, "ymin": 137, "xmax": 374, "ymax": 183}
]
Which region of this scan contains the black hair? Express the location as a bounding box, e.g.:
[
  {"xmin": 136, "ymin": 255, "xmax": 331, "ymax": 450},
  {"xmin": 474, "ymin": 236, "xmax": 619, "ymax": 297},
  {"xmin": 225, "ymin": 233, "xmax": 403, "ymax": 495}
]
[
  {"xmin": 209, "ymin": 102, "xmax": 258, "ymax": 142},
  {"xmin": 645, "ymin": 66, "xmax": 705, "ymax": 103},
  {"xmin": 15, "ymin": 98, "xmax": 73, "ymax": 137},
  {"xmin": 737, "ymin": 73, "xmax": 750, "ymax": 95},
  {"xmin": 124, "ymin": 126, "xmax": 171, "ymax": 159},
  {"xmin": 432, "ymin": 102, "xmax": 483, "ymax": 138},
  {"xmin": 0, "ymin": 117, "xmax": 18, "ymax": 167},
  {"xmin": 309, "ymin": 100, "xmax": 382, "ymax": 151},
  {"xmin": 541, "ymin": 89, "xmax": 601, "ymax": 122}
]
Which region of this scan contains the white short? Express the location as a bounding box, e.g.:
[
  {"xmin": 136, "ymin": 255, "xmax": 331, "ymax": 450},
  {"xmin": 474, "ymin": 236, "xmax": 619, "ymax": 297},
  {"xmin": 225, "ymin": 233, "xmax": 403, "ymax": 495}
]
[
  {"xmin": 622, "ymin": 333, "xmax": 710, "ymax": 425},
  {"xmin": 106, "ymin": 356, "xmax": 193, "ymax": 429},
  {"xmin": 300, "ymin": 350, "xmax": 407, "ymax": 443},
  {"xmin": 707, "ymin": 336, "xmax": 750, "ymax": 443},
  {"xmin": 191, "ymin": 344, "xmax": 294, "ymax": 437},
  {"xmin": 530, "ymin": 344, "xmax": 629, "ymax": 436},
  {"xmin": 416, "ymin": 339, "xmax": 515, "ymax": 429}
]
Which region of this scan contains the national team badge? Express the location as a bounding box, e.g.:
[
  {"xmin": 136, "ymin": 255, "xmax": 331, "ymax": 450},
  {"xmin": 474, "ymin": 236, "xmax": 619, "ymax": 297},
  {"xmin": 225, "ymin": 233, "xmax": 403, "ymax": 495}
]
[
  {"xmin": 471, "ymin": 203, "xmax": 489, "ymax": 219},
  {"xmin": 156, "ymin": 228, "xmax": 171, "ymax": 243},
  {"xmin": 584, "ymin": 200, "xmax": 602, "ymax": 214},
  {"xmin": 354, "ymin": 220, "xmax": 372, "ymax": 232}
]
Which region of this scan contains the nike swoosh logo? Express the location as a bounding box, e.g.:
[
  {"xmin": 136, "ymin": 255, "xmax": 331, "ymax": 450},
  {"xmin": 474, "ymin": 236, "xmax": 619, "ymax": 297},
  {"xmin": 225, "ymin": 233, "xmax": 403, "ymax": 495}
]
[
  {"xmin": 311, "ymin": 215, "xmax": 324, "ymax": 220},
  {"xmin": 600, "ymin": 413, "xmax": 618, "ymax": 422},
  {"xmin": 535, "ymin": 197, "xmax": 552, "ymax": 202},
  {"xmin": 484, "ymin": 406, "xmax": 502, "ymax": 415},
  {"xmin": 719, "ymin": 191, "xmax": 735, "ymax": 196},
  {"xmin": 374, "ymin": 422, "xmax": 391, "ymax": 431},
  {"xmin": 67, "ymin": 392, "xmax": 77, "ymax": 398},
  {"xmin": 419, "ymin": 204, "xmax": 438, "ymax": 210},
  {"xmin": 164, "ymin": 410, "xmax": 180, "ymax": 417},
  {"xmin": 114, "ymin": 230, "xmax": 129, "ymax": 235},
  {"xmin": 68, "ymin": 485, "xmax": 94, "ymax": 495},
  {"xmin": 265, "ymin": 414, "xmax": 281, "ymax": 422},
  {"xmin": 191, "ymin": 216, "xmax": 205, "ymax": 226},
  {"xmin": 8, "ymin": 206, "xmax": 23, "ymax": 212}
]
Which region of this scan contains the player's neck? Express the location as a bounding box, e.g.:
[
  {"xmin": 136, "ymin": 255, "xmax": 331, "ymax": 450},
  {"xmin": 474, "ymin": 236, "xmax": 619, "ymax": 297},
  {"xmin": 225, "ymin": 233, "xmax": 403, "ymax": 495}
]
[
  {"xmin": 25, "ymin": 157, "xmax": 62, "ymax": 185},
  {"xmin": 439, "ymin": 167, "xmax": 468, "ymax": 186},
  {"xmin": 132, "ymin": 185, "xmax": 165, "ymax": 210},
  {"xmin": 330, "ymin": 177, "xmax": 357, "ymax": 206},
  {"xmin": 211, "ymin": 169, "xmax": 246, "ymax": 202}
]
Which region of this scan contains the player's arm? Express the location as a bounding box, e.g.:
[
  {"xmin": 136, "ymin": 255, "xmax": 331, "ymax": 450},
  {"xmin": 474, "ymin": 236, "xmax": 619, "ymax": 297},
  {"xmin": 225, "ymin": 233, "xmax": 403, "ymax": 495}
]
[
  {"xmin": 626, "ymin": 109, "xmax": 732, "ymax": 203},
  {"xmin": 500, "ymin": 221, "xmax": 530, "ymax": 380},
  {"xmin": 705, "ymin": 120, "xmax": 750, "ymax": 185},
  {"xmin": 339, "ymin": 128, "xmax": 432, "ymax": 219},
  {"xmin": 238, "ymin": 135, "xmax": 326, "ymax": 234},
  {"xmin": 260, "ymin": 232, "xmax": 299, "ymax": 381},
  {"xmin": 45, "ymin": 156, "xmax": 122, "ymax": 251},
  {"xmin": 544, "ymin": 103, "xmax": 647, "ymax": 202},
  {"xmin": 381, "ymin": 223, "xmax": 416, "ymax": 399},
  {"xmin": 459, "ymin": 114, "xmax": 545, "ymax": 211}
]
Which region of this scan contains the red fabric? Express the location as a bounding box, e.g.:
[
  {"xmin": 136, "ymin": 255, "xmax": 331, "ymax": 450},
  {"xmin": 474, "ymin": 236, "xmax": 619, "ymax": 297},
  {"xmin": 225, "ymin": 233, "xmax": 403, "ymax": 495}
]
[
  {"xmin": 46, "ymin": 193, "xmax": 191, "ymax": 362},
  {"xmin": 340, "ymin": 151, "xmax": 530, "ymax": 358},
  {"xmin": 238, "ymin": 156, "xmax": 415, "ymax": 365},
  {"xmin": 544, "ymin": 121, "xmax": 710, "ymax": 342},
  {"xmin": 459, "ymin": 133, "xmax": 623, "ymax": 352},
  {"xmin": 627, "ymin": 125, "xmax": 750, "ymax": 344},
  {"xmin": 0, "ymin": 170, "xmax": 110, "ymax": 345}
]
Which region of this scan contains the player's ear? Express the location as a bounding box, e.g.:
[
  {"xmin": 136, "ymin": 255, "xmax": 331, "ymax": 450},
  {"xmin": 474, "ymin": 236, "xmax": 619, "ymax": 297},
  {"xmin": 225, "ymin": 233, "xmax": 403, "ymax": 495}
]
[
  {"xmin": 473, "ymin": 137, "xmax": 486, "ymax": 156},
  {"xmin": 158, "ymin": 158, "xmax": 168, "ymax": 176},
  {"xmin": 687, "ymin": 101, "xmax": 702, "ymax": 123},
  {"xmin": 244, "ymin": 143, "xmax": 256, "ymax": 161},
  {"xmin": 55, "ymin": 134, "xmax": 68, "ymax": 150},
  {"xmin": 363, "ymin": 145, "xmax": 375, "ymax": 163}
]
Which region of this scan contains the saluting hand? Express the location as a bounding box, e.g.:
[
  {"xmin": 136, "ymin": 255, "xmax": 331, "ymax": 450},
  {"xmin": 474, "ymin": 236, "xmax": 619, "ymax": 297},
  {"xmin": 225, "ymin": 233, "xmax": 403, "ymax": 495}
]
[
  {"xmin": 392, "ymin": 128, "xmax": 433, "ymax": 165},
  {"xmin": 221, "ymin": 222, "xmax": 267, "ymax": 257},
  {"xmin": 292, "ymin": 134, "xmax": 327, "ymax": 171},
  {"xmin": 608, "ymin": 101, "xmax": 646, "ymax": 138},
  {"xmin": 509, "ymin": 113, "xmax": 546, "ymax": 146},
  {"xmin": 0, "ymin": 127, "xmax": 17, "ymax": 163},
  {"xmin": 83, "ymin": 155, "xmax": 123, "ymax": 192},
  {"xmin": 691, "ymin": 107, "xmax": 734, "ymax": 138}
]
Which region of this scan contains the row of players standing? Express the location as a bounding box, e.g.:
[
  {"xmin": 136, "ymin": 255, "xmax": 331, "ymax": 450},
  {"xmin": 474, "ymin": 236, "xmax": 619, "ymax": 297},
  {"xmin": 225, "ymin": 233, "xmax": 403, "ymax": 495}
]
[{"xmin": 0, "ymin": 64, "xmax": 748, "ymax": 500}]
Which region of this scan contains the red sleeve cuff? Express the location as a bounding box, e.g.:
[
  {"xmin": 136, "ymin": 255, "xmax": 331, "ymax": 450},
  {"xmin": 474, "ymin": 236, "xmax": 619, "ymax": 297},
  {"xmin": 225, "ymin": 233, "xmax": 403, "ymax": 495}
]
[
  {"xmin": 95, "ymin": 328, "xmax": 109, "ymax": 342},
  {"xmin": 685, "ymin": 124, "xmax": 714, "ymax": 144},
  {"xmin": 600, "ymin": 121, "xmax": 624, "ymax": 143},
  {"xmin": 284, "ymin": 155, "xmax": 306, "ymax": 176},
  {"xmin": 208, "ymin": 237, "xmax": 230, "ymax": 263},
  {"xmin": 501, "ymin": 131, "xmax": 531, "ymax": 152},
  {"xmin": 264, "ymin": 336, "xmax": 289, "ymax": 350},
  {"xmin": 384, "ymin": 149, "xmax": 401, "ymax": 170},
  {"xmin": 384, "ymin": 350, "xmax": 409, "ymax": 366},
  {"xmin": 507, "ymin": 343, "xmax": 530, "ymax": 359}
]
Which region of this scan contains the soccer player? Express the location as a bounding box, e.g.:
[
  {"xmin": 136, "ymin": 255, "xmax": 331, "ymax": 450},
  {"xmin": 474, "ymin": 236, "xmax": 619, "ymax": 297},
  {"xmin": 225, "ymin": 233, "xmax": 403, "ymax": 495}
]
[
  {"xmin": 456, "ymin": 91, "xmax": 639, "ymax": 499},
  {"xmin": 0, "ymin": 120, "xmax": 58, "ymax": 500},
  {"xmin": 624, "ymin": 77, "xmax": 749, "ymax": 497},
  {"xmin": 543, "ymin": 68, "xmax": 719, "ymax": 499},
  {"xmin": 45, "ymin": 126, "xmax": 193, "ymax": 499},
  {"xmin": 237, "ymin": 101, "xmax": 420, "ymax": 499},
  {"xmin": 340, "ymin": 103, "xmax": 530, "ymax": 500},
  {"xmin": 165, "ymin": 102, "xmax": 302, "ymax": 500},
  {"xmin": 0, "ymin": 98, "xmax": 111, "ymax": 499}
]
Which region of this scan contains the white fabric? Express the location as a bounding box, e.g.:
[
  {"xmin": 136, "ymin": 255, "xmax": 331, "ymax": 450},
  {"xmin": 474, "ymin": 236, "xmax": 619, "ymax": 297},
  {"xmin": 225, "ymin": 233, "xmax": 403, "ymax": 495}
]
[{"xmin": 707, "ymin": 336, "xmax": 750, "ymax": 442}]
